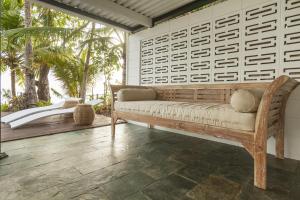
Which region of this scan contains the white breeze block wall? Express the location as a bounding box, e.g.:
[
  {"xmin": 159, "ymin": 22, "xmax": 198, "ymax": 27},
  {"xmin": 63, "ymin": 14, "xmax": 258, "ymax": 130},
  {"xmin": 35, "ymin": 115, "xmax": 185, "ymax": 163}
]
[{"xmin": 126, "ymin": 0, "xmax": 300, "ymax": 160}]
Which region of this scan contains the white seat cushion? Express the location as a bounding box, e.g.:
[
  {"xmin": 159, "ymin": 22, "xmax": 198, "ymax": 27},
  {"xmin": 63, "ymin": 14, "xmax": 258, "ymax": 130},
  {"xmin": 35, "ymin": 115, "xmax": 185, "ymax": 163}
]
[{"xmin": 115, "ymin": 101, "xmax": 256, "ymax": 132}]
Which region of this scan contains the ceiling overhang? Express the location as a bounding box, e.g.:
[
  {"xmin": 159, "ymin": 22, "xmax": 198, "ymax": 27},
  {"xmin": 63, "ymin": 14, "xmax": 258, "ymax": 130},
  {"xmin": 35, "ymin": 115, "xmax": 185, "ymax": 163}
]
[{"xmin": 32, "ymin": 0, "xmax": 217, "ymax": 32}]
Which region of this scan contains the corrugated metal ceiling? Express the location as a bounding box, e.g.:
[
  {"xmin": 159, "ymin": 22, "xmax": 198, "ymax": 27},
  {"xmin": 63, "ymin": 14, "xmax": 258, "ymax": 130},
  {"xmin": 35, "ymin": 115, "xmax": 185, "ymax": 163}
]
[
  {"xmin": 111, "ymin": 0, "xmax": 195, "ymax": 18},
  {"xmin": 34, "ymin": 0, "xmax": 215, "ymax": 32}
]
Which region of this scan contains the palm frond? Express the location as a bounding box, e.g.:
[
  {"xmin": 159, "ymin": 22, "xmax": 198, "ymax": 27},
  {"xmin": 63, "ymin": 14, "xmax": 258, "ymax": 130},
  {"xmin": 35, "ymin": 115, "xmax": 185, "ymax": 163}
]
[
  {"xmin": 63, "ymin": 22, "xmax": 89, "ymax": 44},
  {"xmin": 50, "ymin": 88, "xmax": 63, "ymax": 98},
  {"xmin": 2, "ymin": 27, "xmax": 74, "ymax": 42}
]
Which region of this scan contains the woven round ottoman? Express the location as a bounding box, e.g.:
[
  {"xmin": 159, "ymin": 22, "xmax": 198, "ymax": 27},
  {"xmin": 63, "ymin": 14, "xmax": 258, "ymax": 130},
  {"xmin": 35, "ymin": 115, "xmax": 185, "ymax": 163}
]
[
  {"xmin": 73, "ymin": 104, "xmax": 95, "ymax": 125},
  {"xmin": 63, "ymin": 99, "xmax": 79, "ymax": 118},
  {"xmin": 63, "ymin": 99, "xmax": 79, "ymax": 108}
]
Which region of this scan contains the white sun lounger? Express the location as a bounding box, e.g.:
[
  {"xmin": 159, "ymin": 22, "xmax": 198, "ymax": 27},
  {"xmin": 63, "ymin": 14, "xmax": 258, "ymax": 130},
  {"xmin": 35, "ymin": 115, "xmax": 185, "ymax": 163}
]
[
  {"xmin": 9, "ymin": 99, "xmax": 102, "ymax": 129},
  {"xmin": 1, "ymin": 98, "xmax": 81, "ymax": 124},
  {"xmin": 1, "ymin": 101, "xmax": 65, "ymax": 124}
]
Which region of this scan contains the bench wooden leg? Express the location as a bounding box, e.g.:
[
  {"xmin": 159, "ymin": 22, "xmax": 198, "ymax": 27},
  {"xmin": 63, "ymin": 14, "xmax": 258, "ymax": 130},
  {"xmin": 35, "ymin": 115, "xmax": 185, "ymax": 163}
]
[
  {"xmin": 148, "ymin": 124, "xmax": 153, "ymax": 129},
  {"xmin": 254, "ymin": 145, "xmax": 267, "ymax": 190},
  {"xmin": 111, "ymin": 115, "xmax": 117, "ymax": 136},
  {"xmin": 275, "ymin": 128, "xmax": 284, "ymax": 159}
]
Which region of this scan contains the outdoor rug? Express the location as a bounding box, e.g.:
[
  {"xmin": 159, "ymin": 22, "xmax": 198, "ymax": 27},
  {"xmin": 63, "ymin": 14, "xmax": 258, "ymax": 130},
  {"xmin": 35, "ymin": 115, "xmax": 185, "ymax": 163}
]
[{"xmin": 1, "ymin": 113, "xmax": 124, "ymax": 142}]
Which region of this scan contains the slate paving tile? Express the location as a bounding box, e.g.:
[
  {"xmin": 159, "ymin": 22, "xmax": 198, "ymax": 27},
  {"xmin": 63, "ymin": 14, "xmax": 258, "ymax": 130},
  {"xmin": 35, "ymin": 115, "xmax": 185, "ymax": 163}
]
[
  {"xmin": 0, "ymin": 153, "xmax": 34, "ymax": 166},
  {"xmin": 176, "ymin": 160, "xmax": 218, "ymax": 183},
  {"xmin": 139, "ymin": 140, "xmax": 178, "ymax": 156},
  {"xmin": 143, "ymin": 174, "xmax": 196, "ymax": 200},
  {"xmin": 101, "ymin": 171, "xmax": 154, "ymax": 200},
  {"xmin": 75, "ymin": 156, "xmax": 122, "ymax": 175},
  {"xmin": 206, "ymin": 145, "xmax": 253, "ymax": 167},
  {"xmin": 238, "ymin": 167, "xmax": 296, "ymax": 200},
  {"xmin": 137, "ymin": 147, "xmax": 175, "ymax": 164},
  {"xmin": 141, "ymin": 158, "xmax": 185, "ymax": 180},
  {"xmin": 0, "ymin": 146, "xmax": 99, "ymax": 176},
  {"xmin": 3, "ymin": 157, "xmax": 144, "ymax": 200},
  {"xmin": 267, "ymin": 155, "xmax": 299, "ymax": 173},
  {"xmin": 160, "ymin": 136, "xmax": 209, "ymax": 153},
  {"xmin": 107, "ymin": 156, "xmax": 152, "ymax": 174},
  {"xmin": 0, "ymin": 167, "xmax": 82, "ymax": 199},
  {"xmin": 20, "ymin": 167, "xmax": 82, "ymax": 192},
  {"xmin": 30, "ymin": 186, "xmax": 66, "ymax": 200},
  {"xmin": 72, "ymin": 187, "xmax": 110, "ymax": 200},
  {"xmin": 124, "ymin": 192, "xmax": 150, "ymax": 200},
  {"xmin": 238, "ymin": 179, "xmax": 284, "ymax": 200},
  {"xmin": 0, "ymin": 158, "xmax": 51, "ymax": 176},
  {"xmin": 29, "ymin": 168, "xmax": 122, "ymax": 199},
  {"xmin": 1, "ymin": 185, "xmax": 64, "ymax": 200},
  {"xmin": 170, "ymin": 149, "xmax": 206, "ymax": 164},
  {"xmin": 266, "ymin": 166, "xmax": 295, "ymax": 194},
  {"xmin": 290, "ymin": 163, "xmax": 300, "ymax": 200},
  {"xmin": 186, "ymin": 175, "xmax": 241, "ymax": 200},
  {"xmin": 238, "ymin": 185, "xmax": 269, "ymax": 200},
  {"xmin": 214, "ymin": 163, "xmax": 253, "ymax": 185}
]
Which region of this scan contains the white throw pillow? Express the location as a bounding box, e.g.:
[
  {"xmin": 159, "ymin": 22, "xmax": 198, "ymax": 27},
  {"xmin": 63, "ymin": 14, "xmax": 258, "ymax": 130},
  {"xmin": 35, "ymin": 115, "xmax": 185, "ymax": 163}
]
[
  {"xmin": 230, "ymin": 89, "xmax": 264, "ymax": 113},
  {"xmin": 117, "ymin": 88, "xmax": 156, "ymax": 101}
]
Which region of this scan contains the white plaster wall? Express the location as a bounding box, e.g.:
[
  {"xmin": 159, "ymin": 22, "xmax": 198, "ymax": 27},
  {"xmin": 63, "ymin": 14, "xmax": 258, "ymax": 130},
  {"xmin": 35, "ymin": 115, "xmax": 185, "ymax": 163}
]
[{"xmin": 126, "ymin": 0, "xmax": 300, "ymax": 160}]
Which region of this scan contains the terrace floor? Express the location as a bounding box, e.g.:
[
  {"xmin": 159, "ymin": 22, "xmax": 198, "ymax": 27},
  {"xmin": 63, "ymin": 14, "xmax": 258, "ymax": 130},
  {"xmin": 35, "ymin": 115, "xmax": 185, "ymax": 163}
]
[{"xmin": 0, "ymin": 124, "xmax": 299, "ymax": 200}]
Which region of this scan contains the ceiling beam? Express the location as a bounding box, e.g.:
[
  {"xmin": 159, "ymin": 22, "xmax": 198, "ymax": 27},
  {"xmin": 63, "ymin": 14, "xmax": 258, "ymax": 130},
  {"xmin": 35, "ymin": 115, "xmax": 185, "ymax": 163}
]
[
  {"xmin": 81, "ymin": 0, "xmax": 153, "ymax": 27},
  {"xmin": 33, "ymin": 0, "xmax": 136, "ymax": 32},
  {"xmin": 132, "ymin": 0, "xmax": 218, "ymax": 33}
]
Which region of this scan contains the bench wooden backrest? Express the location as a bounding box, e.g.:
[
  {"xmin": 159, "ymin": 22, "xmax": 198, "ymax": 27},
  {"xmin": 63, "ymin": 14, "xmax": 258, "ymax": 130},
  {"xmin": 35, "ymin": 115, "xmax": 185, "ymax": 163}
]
[
  {"xmin": 110, "ymin": 82, "xmax": 270, "ymax": 104},
  {"xmin": 153, "ymin": 83, "xmax": 269, "ymax": 103}
]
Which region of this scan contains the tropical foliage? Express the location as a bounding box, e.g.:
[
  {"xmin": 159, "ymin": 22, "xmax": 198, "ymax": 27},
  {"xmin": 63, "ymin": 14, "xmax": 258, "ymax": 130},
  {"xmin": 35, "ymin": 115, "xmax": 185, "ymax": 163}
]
[{"xmin": 0, "ymin": 0, "xmax": 125, "ymax": 111}]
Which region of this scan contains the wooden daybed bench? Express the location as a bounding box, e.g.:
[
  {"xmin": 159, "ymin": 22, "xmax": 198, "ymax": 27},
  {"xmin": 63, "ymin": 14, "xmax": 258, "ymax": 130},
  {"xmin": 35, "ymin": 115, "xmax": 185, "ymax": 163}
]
[{"xmin": 110, "ymin": 75, "xmax": 298, "ymax": 189}]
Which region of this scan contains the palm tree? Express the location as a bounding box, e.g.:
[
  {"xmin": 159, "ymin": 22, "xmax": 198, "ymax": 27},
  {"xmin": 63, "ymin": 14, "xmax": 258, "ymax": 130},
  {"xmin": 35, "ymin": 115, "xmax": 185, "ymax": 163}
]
[
  {"xmin": 52, "ymin": 51, "xmax": 100, "ymax": 98},
  {"xmin": 93, "ymin": 36, "xmax": 121, "ymax": 103},
  {"xmin": 3, "ymin": 3, "xmax": 79, "ymax": 103},
  {"xmin": 114, "ymin": 29, "xmax": 127, "ymax": 85},
  {"xmin": 0, "ymin": 0, "xmax": 24, "ymax": 97},
  {"xmin": 80, "ymin": 22, "xmax": 95, "ymax": 102},
  {"xmin": 23, "ymin": 0, "xmax": 38, "ymax": 107},
  {"xmin": 0, "ymin": 39, "xmax": 24, "ymax": 97},
  {"xmin": 2, "ymin": 1, "xmax": 124, "ymax": 108},
  {"xmin": 34, "ymin": 7, "xmax": 66, "ymax": 101}
]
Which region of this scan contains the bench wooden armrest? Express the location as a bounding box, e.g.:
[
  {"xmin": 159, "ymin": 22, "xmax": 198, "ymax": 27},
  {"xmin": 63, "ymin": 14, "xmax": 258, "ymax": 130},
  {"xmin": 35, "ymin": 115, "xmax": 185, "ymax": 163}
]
[
  {"xmin": 255, "ymin": 75, "xmax": 299, "ymax": 141},
  {"xmin": 252, "ymin": 76, "xmax": 298, "ymax": 189}
]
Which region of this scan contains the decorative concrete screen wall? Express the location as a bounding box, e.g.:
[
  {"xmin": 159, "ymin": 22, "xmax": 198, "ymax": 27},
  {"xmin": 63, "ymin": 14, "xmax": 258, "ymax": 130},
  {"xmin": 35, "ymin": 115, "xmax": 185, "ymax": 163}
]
[
  {"xmin": 127, "ymin": 0, "xmax": 300, "ymax": 160},
  {"xmin": 137, "ymin": 0, "xmax": 300, "ymax": 86}
]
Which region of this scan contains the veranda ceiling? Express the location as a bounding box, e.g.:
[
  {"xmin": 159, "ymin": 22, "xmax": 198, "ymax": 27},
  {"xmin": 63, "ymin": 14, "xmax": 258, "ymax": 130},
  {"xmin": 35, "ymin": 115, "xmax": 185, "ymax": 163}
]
[{"xmin": 33, "ymin": 0, "xmax": 217, "ymax": 32}]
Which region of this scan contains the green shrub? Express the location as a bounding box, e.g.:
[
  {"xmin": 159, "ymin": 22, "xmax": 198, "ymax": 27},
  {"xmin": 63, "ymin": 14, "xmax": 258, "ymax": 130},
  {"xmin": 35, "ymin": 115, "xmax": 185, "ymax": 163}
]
[
  {"xmin": 36, "ymin": 100, "xmax": 52, "ymax": 107},
  {"xmin": 0, "ymin": 103, "xmax": 10, "ymax": 112},
  {"xmin": 9, "ymin": 95, "xmax": 27, "ymax": 111},
  {"xmin": 94, "ymin": 102, "xmax": 111, "ymax": 117}
]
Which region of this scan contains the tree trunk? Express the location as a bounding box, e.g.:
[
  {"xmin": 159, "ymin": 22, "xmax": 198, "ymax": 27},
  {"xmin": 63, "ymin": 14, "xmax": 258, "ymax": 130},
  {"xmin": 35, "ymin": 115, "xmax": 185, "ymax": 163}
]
[
  {"xmin": 103, "ymin": 81, "xmax": 107, "ymax": 106},
  {"xmin": 24, "ymin": 0, "xmax": 37, "ymax": 107},
  {"xmin": 122, "ymin": 32, "xmax": 127, "ymax": 85},
  {"xmin": 37, "ymin": 64, "xmax": 50, "ymax": 101},
  {"xmin": 35, "ymin": 8, "xmax": 51, "ymax": 102},
  {"xmin": 10, "ymin": 65, "xmax": 16, "ymax": 97},
  {"xmin": 80, "ymin": 22, "xmax": 95, "ymax": 102}
]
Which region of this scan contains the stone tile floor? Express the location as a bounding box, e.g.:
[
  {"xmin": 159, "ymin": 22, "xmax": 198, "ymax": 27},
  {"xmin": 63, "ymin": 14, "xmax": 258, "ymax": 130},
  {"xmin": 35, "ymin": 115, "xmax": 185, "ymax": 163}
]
[{"xmin": 0, "ymin": 124, "xmax": 299, "ymax": 200}]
